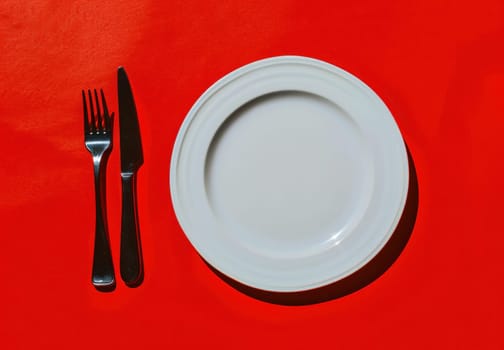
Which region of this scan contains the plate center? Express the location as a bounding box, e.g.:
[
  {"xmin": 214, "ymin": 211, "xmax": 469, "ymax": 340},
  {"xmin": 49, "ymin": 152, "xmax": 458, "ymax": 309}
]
[{"xmin": 205, "ymin": 91, "xmax": 372, "ymax": 258}]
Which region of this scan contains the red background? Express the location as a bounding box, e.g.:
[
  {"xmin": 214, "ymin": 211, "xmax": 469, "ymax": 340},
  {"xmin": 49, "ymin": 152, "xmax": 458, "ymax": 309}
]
[{"xmin": 1, "ymin": 0, "xmax": 503, "ymax": 348}]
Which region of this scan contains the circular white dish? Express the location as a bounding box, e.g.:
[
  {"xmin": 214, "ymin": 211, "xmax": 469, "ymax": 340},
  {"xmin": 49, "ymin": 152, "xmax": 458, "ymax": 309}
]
[{"xmin": 170, "ymin": 56, "xmax": 409, "ymax": 292}]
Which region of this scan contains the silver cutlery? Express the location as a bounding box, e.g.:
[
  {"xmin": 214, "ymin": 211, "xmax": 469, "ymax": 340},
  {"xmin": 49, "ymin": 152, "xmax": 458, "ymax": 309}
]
[
  {"xmin": 118, "ymin": 67, "xmax": 144, "ymax": 287},
  {"xmin": 83, "ymin": 89, "xmax": 115, "ymax": 290}
]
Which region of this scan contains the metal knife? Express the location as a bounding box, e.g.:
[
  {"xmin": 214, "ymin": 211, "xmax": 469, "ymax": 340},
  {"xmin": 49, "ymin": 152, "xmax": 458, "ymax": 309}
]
[{"xmin": 118, "ymin": 66, "xmax": 144, "ymax": 287}]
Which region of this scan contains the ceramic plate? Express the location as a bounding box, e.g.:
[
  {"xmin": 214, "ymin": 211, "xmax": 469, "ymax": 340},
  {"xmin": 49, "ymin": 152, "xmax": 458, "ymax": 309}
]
[{"xmin": 170, "ymin": 56, "xmax": 409, "ymax": 292}]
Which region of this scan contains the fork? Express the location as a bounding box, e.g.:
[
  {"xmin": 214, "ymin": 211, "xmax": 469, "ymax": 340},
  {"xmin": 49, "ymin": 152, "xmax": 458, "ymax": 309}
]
[{"xmin": 83, "ymin": 89, "xmax": 115, "ymax": 290}]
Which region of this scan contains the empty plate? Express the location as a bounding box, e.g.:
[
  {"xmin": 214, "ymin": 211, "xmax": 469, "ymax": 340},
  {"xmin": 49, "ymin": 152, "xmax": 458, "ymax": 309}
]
[{"xmin": 170, "ymin": 56, "xmax": 409, "ymax": 292}]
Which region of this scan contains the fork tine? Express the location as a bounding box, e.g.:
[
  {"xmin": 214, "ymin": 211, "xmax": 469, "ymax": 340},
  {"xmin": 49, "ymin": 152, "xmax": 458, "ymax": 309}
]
[
  {"xmin": 82, "ymin": 90, "xmax": 90, "ymax": 135},
  {"xmin": 87, "ymin": 90, "xmax": 96, "ymax": 133},
  {"xmin": 94, "ymin": 89, "xmax": 103, "ymax": 132},
  {"xmin": 100, "ymin": 89, "xmax": 111, "ymax": 131}
]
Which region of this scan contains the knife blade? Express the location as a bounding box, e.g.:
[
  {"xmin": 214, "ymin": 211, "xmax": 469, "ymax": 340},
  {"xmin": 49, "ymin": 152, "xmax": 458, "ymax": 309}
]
[{"xmin": 118, "ymin": 66, "xmax": 143, "ymax": 287}]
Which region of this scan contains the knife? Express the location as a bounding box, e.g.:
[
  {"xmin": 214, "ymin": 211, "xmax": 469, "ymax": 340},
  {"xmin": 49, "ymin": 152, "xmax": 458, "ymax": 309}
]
[{"xmin": 118, "ymin": 66, "xmax": 144, "ymax": 287}]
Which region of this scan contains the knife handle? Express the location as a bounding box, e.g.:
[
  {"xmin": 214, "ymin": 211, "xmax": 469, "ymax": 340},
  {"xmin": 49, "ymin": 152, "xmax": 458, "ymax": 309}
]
[{"xmin": 120, "ymin": 172, "xmax": 143, "ymax": 287}]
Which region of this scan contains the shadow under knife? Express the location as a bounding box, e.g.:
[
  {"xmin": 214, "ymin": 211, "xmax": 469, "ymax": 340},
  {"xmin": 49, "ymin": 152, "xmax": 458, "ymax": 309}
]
[{"xmin": 205, "ymin": 145, "xmax": 419, "ymax": 305}]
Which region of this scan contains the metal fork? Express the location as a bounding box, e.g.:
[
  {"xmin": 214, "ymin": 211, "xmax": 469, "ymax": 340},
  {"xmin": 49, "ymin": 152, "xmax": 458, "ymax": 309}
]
[{"xmin": 83, "ymin": 89, "xmax": 115, "ymax": 290}]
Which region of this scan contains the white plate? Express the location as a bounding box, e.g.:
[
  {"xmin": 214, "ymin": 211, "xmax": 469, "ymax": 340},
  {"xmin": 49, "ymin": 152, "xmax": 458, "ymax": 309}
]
[{"xmin": 170, "ymin": 56, "xmax": 409, "ymax": 292}]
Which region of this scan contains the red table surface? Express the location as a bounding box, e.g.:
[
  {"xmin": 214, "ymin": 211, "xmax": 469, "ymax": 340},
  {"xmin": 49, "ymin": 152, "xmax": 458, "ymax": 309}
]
[{"xmin": 1, "ymin": 0, "xmax": 504, "ymax": 348}]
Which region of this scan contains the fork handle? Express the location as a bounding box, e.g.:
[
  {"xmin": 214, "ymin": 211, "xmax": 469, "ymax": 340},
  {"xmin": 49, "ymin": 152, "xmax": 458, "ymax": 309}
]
[
  {"xmin": 120, "ymin": 173, "xmax": 143, "ymax": 286},
  {"xmin": 92, "ymin": 162, "xmax": 115, "ymax": 289}
]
